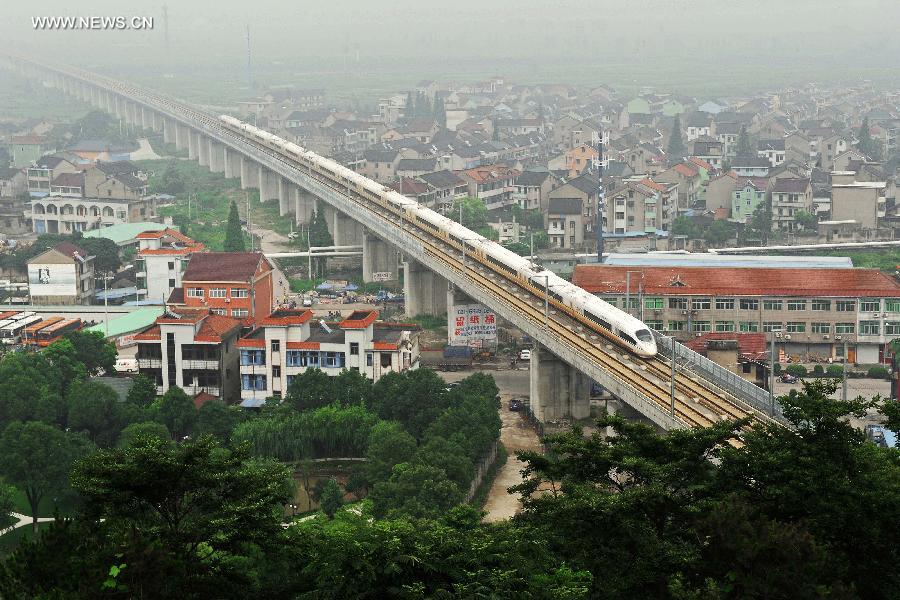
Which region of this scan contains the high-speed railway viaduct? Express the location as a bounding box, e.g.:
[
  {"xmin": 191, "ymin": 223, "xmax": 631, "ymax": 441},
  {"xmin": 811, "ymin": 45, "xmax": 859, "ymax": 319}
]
[{"xmin": 1, "ymin": 56, "xmax": 786, "ymax": 431}]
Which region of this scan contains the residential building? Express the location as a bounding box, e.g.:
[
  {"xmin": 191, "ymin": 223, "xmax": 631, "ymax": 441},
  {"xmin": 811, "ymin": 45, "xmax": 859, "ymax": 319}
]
[
  {"xmin": 9, "ymin": 135, "xmax": 45, "ymax": 168},
  {"xmin": 572, "ymin": 264, "xmax": 900, "ymax": 363},
  {"xmin": 770, "ymin": 178, "xmax": 813, "ymax": 231},
  {"xmin": 603, "ymin": 179, "xmax": 675, "ymax": 236},
  {"xmin": 30, "ymin": 194, "xmax": 158, "ymax": 234},
  {"xmin": 757, "ymin": 139, "xmax": 786, "ymax": 167},
  {"xmin": 731, "ymin": 155, "xmax": 771, "ymax": 177},
  {"xmin": 27, "ymin": 155, "xmax": 80, "ymax": 197},
  {"xmin": 689, "ymin": 137, "xmax": 725, "ymax": 168},
  {"xmin": 458, "ymin": 164, "xmax": 520, "ymax": 210},
  {"xmin": 564, "ymin": 144, "xmax": 598, "ymax": 177},
  {"xmin": 135, "ymin": 308, "xmax": 242, "ymax": 403},
  {"xmin": 705, "ymin": 171, "xmax": 738, "ymax": 214},
  {"xmin": 170, "ymin": 252, "xmax": 276, "ymax": 321},
  {"xmin": 513, "ymin": 170, "xmax": 560, "ymax": 215},
  {"xmin": 547, "ymin": 174, "xmax": 599, "ymax": 249},
  {"xmin": 415, "ymin": 170, "xmax": 468, "ymax": 213},
  {"xmin": 0, "ymin": 166, "xmax": 26, "ymax": 198},
  {"xmin": 685, "ymin": 112, "xmax": 713, "ymax": 142},
  {"xmin": 82, "ymin": 161, "xmax": 148, "ymax": 200},
  {"xmin": 135, "ymin": 228, "xmax": 205, "ymax": 304},
  {"xmin": 655, "ymin": 162, "xmax": 701, "ymax": 208},
  {"xmin": 237, "ymin": 309, "xmax": 421, "ymax": 405},
  {"xmin": 487, "ymin": 219, "xmax": 521, "ymax": 245},
  {"xmin": 730, "ymin": 177, "xmax": 770, "ymax": 224},
  {"xmin": 0, "ymin": 196, "xmax": 30, "ymax": 235},
  {"xmin": 831, "ymin": 175, "xmax": 886, "ymax": 229},
  {"xmin": 27, "ymin": 241, "xmax": 95, "ymax": 305}
]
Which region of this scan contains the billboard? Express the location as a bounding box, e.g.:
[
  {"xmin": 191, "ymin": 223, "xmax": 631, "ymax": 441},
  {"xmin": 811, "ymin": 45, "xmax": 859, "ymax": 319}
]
[
  {"xmin": 449, "ymin": 303, "xmax": 497, "ymax": 348},
  {"xmin": 27, "ymin": 263, "xmax": 77, "ymax": 297}
]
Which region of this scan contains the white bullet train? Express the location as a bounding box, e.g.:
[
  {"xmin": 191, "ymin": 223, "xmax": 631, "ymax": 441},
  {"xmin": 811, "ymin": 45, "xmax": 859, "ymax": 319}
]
[{"xmin": 219, "ymin": 114, "xmax": 658, "ymax": 358}]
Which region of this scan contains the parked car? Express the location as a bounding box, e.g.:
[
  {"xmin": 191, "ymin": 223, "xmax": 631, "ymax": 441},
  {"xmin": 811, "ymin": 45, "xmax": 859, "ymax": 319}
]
[
  {"xmin": 508, "ymin": 398, "xmax": 523, "ymax": 412},
  {"xmin": 780, "ymin": 372, "xmax": 798, "ymax": 384},
  {"xmin": 115, "ymin": 357, "xmax": 138, "ymax": 373},
  {"xmin": 518, "ymin": 349, "xmax": 531, "ymax": 361}
]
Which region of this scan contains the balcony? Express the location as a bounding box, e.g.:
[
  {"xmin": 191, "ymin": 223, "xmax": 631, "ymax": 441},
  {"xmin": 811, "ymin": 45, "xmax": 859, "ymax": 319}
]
[
  {"xmin": 184, "ymin": 386, "xmax": 220, "ymax": 397},
  {"xmin": 182, "ymin": 359, "xmax": 219, "ymax": 370},
  {"xmin": 137, "ymin": 357, "xmax": 162, "ymax": 369}
]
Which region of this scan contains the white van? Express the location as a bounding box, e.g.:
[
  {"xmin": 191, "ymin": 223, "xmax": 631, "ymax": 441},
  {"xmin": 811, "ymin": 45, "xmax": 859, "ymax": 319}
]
[{"xmin": 115, "ymin": 358, "xmax": 138, "ymax": 373}]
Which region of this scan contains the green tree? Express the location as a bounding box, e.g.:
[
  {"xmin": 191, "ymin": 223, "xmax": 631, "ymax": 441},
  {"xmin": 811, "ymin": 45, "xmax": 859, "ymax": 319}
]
[
  {"xmin": 736, "ymin": 123, "xmax": 753, "ymax": 157},
  {"xmin": 155, "ymin": 386, "xmax": 196, "ymax": 440},
  {"xmin": 0, "ymin": 479, "xmax": 16, "ymax": 529},
  {"xmin": 433, "ymin": 95, "xmax": 446, "ymax": 128},
  {"xmin": 285, "ymin": 368, "xmax": 335, "ymax": 411},
  {"xmin": 318, "ymin": 478, "xmax": 343, "ymax": 519},
  {"xmin": 63, "ymin": 330, "xmax": 117, "ymax": 375},
  {"xmin": 412, "ymin": 436, "xmax": 473, "ymax": 490},
  {"xmin": 857, "ymin": 117, "xmax": 882, "ymax": 160},
  {"xmin": 116, "ymin": 421, "xmax": 171, "ymax": 448},
  {"xmin": 703, "ymin": 219, "xmax": 734, "ymax": 247},
  {"xmin": 369, "ymin": 370, "xmax": 450, "ymax": 440},
  {"xmin": 0, "ymin": 352, "xmax": 65, "ymax": 428},
  {"xmin": 126, "ymin": 373, "xmax": 158, "ymax": 408},
  {"xmin": 794, "ymin": 208, "xmax": 818, "ymax": 231},
  {"xmin": 666, "ymin": 114, "xmax": 686, "ymax": 161},
  {"xmin": 354, "ymin": 421, "xmax": 417, "ymax": 493},
  {"xmin": 405, "ymin": 91, "xmax": 415, "ymax": 118},
  {"xmin": 67, "ymin": 380, "xmax": 131, "ymax": 447},
  {"xmin": 79, "ymin": 236, "xmax": 121, "ymax": 275},
  {"xmin": 159, "ymin": 159, "xmax": 185, "ymax": 194},
  {"xmin": 0, "ymin": 421, "xmax": 94, "ymax": 532},
  {"xmin": 453, "ymin": 196, "xmax": 488, "ymax": 229},
  {"xmin": 43, "ymin": 338, "xmax": 88, "ymax": 393},
  {"xmin": 744, "ymin": 199, "xmax": 773, "ymax": 244},
  {"xmin": 671, "ymin": 215, "xmax": 700, "ymax": 238},
  {"xmin": 194, "ymin": 401, "xmax": 244, "ymax": 443},
  {"xmin": 224, "ymin": 200, "xmax": 246, "ymax": 252},
  {"xmin": 369, "ymin": 463, "xmax": 464, "ymax": 519}
]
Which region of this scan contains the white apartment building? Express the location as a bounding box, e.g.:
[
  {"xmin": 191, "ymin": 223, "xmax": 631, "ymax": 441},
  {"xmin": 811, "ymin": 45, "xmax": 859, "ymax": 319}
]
[{"xmin": 134, "ymin": 228, "xmax": 204, "ymax": 304}]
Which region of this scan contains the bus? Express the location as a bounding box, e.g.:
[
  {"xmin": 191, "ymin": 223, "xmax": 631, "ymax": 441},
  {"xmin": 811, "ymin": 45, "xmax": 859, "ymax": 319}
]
[
  {"xmin": 6, "ymin": 311, "xmax": 35, "ymax": 323},
  {"xmin": 25, "ymin": 316, "xmax": 62, "ymax": 338},
  {"xmin": 0, "ymin": 311, "xmax": 21, "ymax": 321},
  {"xmin": 0, "ymin": 315, "xmax": 43, "ymax": 345},
  {"xmin": 34, "ymin": 318, "xmax": 82, "ymax": 347}
]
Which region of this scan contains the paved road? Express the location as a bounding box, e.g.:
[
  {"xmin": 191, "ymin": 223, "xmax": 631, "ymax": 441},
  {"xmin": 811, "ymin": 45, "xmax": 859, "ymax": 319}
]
[
  {"xmin": 0, "ymin": 512, "xmax": 54, "ymax": 536},
  {"xmin": 129, "ymin": 138, "xmax": 161, "ymax": 160}
]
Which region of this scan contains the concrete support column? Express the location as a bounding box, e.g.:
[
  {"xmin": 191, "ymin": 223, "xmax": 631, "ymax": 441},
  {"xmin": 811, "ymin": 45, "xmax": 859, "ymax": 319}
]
[
  {"xmin": 403, "ymin": 260, "xmax": 448, "ymax": 317},
  {"xmin": 208, "ymin": 141, "xmax": 226, "ymax": 173},
  {"xmin": 363, "ymin": 232, "xmax": 398, "ymax": 283},
  {"xmin": 105, "ymin": 91, "xmax": 114, "ymax": 114},
  {"xmin": 140, "ymin": 106, "xmax": 151, "ymax": 131},
  {"xmin": 197, "ymin": 134, "xmax": 210, "ymax": 167},
  {"xmin": 163, "ymin": 118, "xmax": 175, "ymax": 144},
  {"xmin": 224, "ymin": 148, "xmax": 241, "ymax": 179},
  {"xmin": 258, "ymin": 166, "xmax": 278, "ymax": 201},
  {"xmin": 293, "ymin": 187, "xmax": 315, "ymax": 224},
  {"xmin": 278, "ymin": 179, "xmax": 291, "ymax": 216},
  {"xmin": 188, "ymin": 130, "xmax": 200, "ymax": 160},
  {"xmin": 324, "ymin": 207, "xmax": 362, "ymax": 246},
  {"xmin": 175, "ymin": 124, "xmax": 189, "ymax": 152},
  {"xmin": 240, "ymin": 157, "xmax": 260, "ymax": 189},
  {"xmin": 152, "ymin": 111, "xmax": 164, "ymax": 133},
  {"xmin": 529, "ymin": 344, "xmax": 591, "ymax": 422}
]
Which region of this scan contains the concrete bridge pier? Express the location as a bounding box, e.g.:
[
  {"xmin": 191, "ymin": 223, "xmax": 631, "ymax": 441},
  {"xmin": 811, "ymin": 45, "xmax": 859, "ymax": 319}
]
[
  {"xmin": 258, "ymin": 166, "xmax": 278, "ymax": 202},
  {"xmin": 240, "ymin": 157, "xmax": 260, "ymax": 190},
  {"xmin": 208, "ymin": 140, "xmax": 226, "ymax": 173},
  {"xmin": 529, "ymin": 343, "xmax": 591, "ymax": 422},
  {"xmin": 224, "ymin": 148, "xmax": 241, "ymax": 179},
  {"xmin": 188, "ymin": 130, "xmax": 200, "ymax": 160},
  {"xmin": 403, "ymin": 260, "xmax": 448, "ymax": 317},
  {"xmin": 362, "ymin": 232, "xmax": 398, "ymax": 282},
  {"xmin": 163, "ymin": 118, "xmax": 175, "ymax": 145},
  {"xmin": 323, "ymin": 206, "xmax": 363, "ymax": 246},
  {"xmin": 151, "ymin": 111, "xmax": 165, "ymax": 133},
  {"xmin": 175, "ymin": 124, "xmax": 190, "ymax": 152},
  {"xmin": 293, "ymin": 188, "xmax": 315, "ymax": 224},
  {"xmin": 278, "ymin": 178, "xmax": 292, "ymax": 216},
  {"xmin": 140, "ymin": 106, "xmax": 151, "ymax": 131},
  {"xmin": 197, "ymin": 134, "xmax": 210, "ymax": 167},
  {"xmin": 105, "ymin": 91, "xmax": 114, "ymax": 114}
]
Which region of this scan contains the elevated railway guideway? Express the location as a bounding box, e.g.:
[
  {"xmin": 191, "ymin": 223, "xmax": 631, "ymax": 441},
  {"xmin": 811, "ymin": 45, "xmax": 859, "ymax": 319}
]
[{"xmin": 3, "ymin": 55, "xmax": 789, "ymax": 431}]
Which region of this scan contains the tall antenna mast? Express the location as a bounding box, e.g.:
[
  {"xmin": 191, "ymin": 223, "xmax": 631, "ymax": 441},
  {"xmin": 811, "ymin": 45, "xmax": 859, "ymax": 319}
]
[
  {"xmin": 246, "ymin": 25, "xmax": 252, "ymax": 91},
  {"xmin": 595, "ymin": 125, "xmax": 605, "ymax": 263}
]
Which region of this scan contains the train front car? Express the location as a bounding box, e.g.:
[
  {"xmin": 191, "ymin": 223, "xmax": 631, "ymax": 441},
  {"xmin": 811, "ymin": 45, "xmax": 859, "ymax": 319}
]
[{"xmin": 570, "ymin": 286, "xmax": 658, "ymax": 358}]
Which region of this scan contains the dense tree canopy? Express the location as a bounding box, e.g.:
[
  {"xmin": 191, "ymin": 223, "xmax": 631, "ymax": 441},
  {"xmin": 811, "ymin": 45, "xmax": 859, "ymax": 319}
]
[{"xmin": 223, "ymin": 200, "xmax": 245, "ymax": 252}]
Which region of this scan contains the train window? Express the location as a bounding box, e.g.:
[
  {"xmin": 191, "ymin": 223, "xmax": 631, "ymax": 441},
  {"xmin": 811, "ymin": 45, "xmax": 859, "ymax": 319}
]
[
  {"xmin": 617, "ymin": 330, "xmax": 637, "ymax": 346},
  {"xmin": 635, "ymin": 329, "xmax": 653, "ymax": 342},
  {"xmin": 584, "ymin": 311, "xmax": 611, "ymax": 330},
  {"xmin": 485, "ymin": 254, "xmax": 516, "ymax": 275}
]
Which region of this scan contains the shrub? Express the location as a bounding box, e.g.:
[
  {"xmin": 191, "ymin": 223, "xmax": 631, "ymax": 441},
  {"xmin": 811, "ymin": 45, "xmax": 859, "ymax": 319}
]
[
  {"xmin": 867, "ymin": 366, "xmax": 890, "ymax": 379},
  {"xmin": 785, "ymin": 364, "xmax": 808, "ymax": 377},
  {"xmin": 812, "ymin": 365, "xmax": 824, "ymax": 377},
  {"xmin": 826, "ymin": 365, "xmax": 844, "ymax": 378},
  {"xmin": 774, "ymin": 363, "xmax": 782, "ymax": 375}
]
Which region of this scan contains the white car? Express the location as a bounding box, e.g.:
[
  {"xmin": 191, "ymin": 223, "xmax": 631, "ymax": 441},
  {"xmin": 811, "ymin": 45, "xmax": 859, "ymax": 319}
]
[{"xmin": 518, "ymin": 349, "xmax": 531, "ymax": 361}]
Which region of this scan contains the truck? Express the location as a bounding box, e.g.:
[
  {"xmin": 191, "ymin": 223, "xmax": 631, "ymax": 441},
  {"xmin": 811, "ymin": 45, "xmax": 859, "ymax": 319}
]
[{"xmin": 439, "ymin": 345, "xmax": 474, "ymax": 371}]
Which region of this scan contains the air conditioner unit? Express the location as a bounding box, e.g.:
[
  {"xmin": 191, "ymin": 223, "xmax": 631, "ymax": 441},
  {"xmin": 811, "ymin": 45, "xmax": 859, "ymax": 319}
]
[
  {"xmin": 681, "ymin": 310, "xmax": 688, "ymax": 315},
  {"xmin": 225, "ymin": 298, "xmax": 231, "ymax": 303},
  {"xmin": 835, "ymin": 335, "xmax": 842, "ymax": 340},
  {"xmin": 823, "ymin": 334, "xmax": 829, "ymax": 339},
  {"xmin": 775, "ymin": 332, "xmax": 782, "ymax": 338},
  {"xmin": 695, "ymin": 333, "xmax": 702, "ymax": 337},
  {"xmin": 784, "ymin": 334, "xmax": 792, "ymax": 340}
]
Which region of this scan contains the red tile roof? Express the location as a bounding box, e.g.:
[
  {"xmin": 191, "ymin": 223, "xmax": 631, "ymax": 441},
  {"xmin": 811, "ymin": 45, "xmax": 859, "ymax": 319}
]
[
  {"xmin": 685, "ymin": 332, "xmax": 768, "ymax": 362},
  {"xmin": 339, "ymin": 310, "xmax": 379, "ymax": 329},
  {"xmin": 673, "ymin": 163, "xmax": 699, "ymax": 177},
  {"xmin": 183, "ymin": 252, "xmax": 269, "ymax": 282},
  {"xmin": 192, "ymin": 391, "xmax": 218, "ymax": 409},
  {"xmin": 195, "ymin": 314, "xmax": 242, "ymax": 343},
  {"xmin": 571, "ymin": 265, "xmax": 900, "ymax": 298},
  {"xmin": 167, "ymin": 287, "xmax": 185, "ymax": 305},
  {"xmin": 53, "ymin": 241, "xmax": 88, "ymax": 260},
  {"xmin": 373, "ymin": 341, "xmax": 399, "ymax": 350},
  {"xmin": 639, "ymin": 179, "xmax": 669, "ymax": 193},
  {"xmin": 237, "ymin": 338, "xmax": 265, "ymax": 348},
  {"xmin": 688, "ymin": 157, "xmax": 714, "ymax": 171},
  {"xmin": 134, "ymin": 324, "xmax": 161, "ymax": 341}
]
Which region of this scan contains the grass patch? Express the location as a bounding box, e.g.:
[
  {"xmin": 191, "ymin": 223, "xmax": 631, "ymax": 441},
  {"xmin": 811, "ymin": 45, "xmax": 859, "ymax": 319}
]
[
  {"xmin": 469, "ymin": 443, "xmax": 508, "ymax": 509},
  {"xmin": 409, "ymin": 314, "xmax": 446, "ymax": 330}
]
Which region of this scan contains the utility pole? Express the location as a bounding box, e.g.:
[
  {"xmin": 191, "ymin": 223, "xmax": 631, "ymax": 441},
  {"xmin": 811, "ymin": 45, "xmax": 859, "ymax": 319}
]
[
  {"xmin": 670, "ymin": 336, "xmax": 676, "ymax": 417},
  {"xmin": 594, "ymin": 128, "xmax": 605, "ymax": 263},
  {"xmin": 842, "ymin": 340, "xmax": 848, "ymax": 401},
  {"xmin": 769, "ymin": 334, "xmax": 776, "ymax": 416}
]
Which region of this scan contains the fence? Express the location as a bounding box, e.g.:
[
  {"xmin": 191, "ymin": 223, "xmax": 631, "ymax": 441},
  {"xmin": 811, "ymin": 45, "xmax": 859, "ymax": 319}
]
[
  {"xmin": 652, "ymin": 331, "xmax": 789, "ymax": 424},
  {"xmin": 465, "ymin": 440, "xmax": 500, "ymax": 502}
]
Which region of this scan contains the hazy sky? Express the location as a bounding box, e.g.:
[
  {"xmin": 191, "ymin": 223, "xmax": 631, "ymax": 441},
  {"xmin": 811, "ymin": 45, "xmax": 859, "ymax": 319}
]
[{"xmin": 3, "ymin": 0, "xmax": 900, "ymax": 97}]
